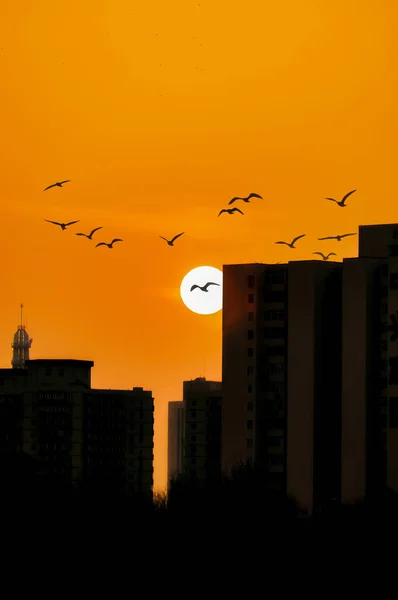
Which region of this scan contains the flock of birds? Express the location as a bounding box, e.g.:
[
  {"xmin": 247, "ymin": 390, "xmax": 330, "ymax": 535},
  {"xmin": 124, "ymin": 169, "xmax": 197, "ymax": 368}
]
[{"xmin": 42, "ymin": 181, "xmax": 358, "ymax": 291}]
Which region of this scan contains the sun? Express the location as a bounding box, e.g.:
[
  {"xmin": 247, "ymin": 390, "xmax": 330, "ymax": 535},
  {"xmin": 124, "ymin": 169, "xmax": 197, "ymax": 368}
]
[{"xmin": 180, "ymin": 266, "xmax": 223, "ymax": 315}]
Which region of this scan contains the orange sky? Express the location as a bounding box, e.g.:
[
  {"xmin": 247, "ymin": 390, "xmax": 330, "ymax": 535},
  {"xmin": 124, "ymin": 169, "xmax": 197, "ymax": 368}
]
[{"xmin": 0, "ymin": 0, "xmax": 396, "ymax": 490}]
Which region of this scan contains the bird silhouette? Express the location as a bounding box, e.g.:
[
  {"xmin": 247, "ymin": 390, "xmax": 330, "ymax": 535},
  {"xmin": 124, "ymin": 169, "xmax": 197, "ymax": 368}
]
[
  {"xmin": 159, "ymin": 232, "xmax": 185, "ymax": 246},
  {"xmin": 44, "ymin": 219, "xmax": 79, "ymax": 230},
  {"xmin": 96, "ymin": 238, "xmax": 123, "ymax": 249},
  {"xmin": 190, "ymin": 282, "xmax": 220, "ymax": 292},
  {"xmin": 275, "ymin": 234, "xmax": 306, "ymax": 248},
  {"xmin": 318, "ymin": 233, "xmax": 357, "ymax": 242},
  {"xmin": 218, "ymin": 207, "xmax": 244, "ymax": 216},
  {"xmin": 43, "ymin": 180, "xmax": 71, "ymax": 191},
  {"xmin": 325, "ymin": 189, "xmax": 356, "ymax": 207},
  {"xmin": 313, "ymin": 252, "xmax": 337, "ymax": 261},
  {"xmin": 76, "ymin": 227, "xmax": 103, "ymax": 239},
  {"xmin": 228, "ymin": 193, "xmax": 262, "ymax": 205}
]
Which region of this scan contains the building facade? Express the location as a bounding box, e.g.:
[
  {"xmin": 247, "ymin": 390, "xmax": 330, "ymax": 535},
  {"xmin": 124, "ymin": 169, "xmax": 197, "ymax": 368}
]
[
  {"xmin": 182, "ymin": 377, "xmax": 222, "ymax": 484},
  {"xmin": 0, "ymin": 359, "xmax": 154, "ymax": 496},
  {"xmin": 222, "ymin": 260, "xmax": 343, "ymax": 514},
  {"xmin": 167, "ymin": 401, "xmax": 185, "ymax": 487}
]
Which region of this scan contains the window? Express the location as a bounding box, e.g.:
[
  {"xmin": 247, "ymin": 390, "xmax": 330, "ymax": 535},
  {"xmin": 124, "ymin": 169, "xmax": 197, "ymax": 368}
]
[
  {"xmin": 269, "ymin": 363, "xmax": 285, "ymax": 375},
  {"xmin": 247, "ymin": 274, "xmax": 255, "ymax": 288},
  {"xmin": 45, "ymin": 369, "xmax": 52, "ymax": 376},
  {"xmin": 264, "ymin": 310, "xmax": 284, "ymax": 321},
  {"xmin": 264, "ymin": 327, "xmax": 284, "ymax": 339},
  {"xmin": 248, "ymin": 384, "xmax": 253, "ymax": 393},
  {"xmin": 389, "ymin": 245, "xmax": 398, "ymax": 257},
  {"xmin": 247, "ymin": 401, "xmax": 253, "ymax": 411},
  {"xmin": 248, "ymin": 293, "xmax": 254, "ymax": 304},
  {"xmin": 247, "ymin": 420, "xmax": 253, "ymax": 430},
  {"xmin": 248, "ymin": 329, "xmax": 254, "ymax": 340},
  {"xmin": 247, "ymin": 438, "xmax": 253, "ymax": 448},
  {"xmin": 247, "ymin": 348, "xmax": 254, "ymax": 358},
  {"xmin": 248, "ymin": 311, "xmax": 254, "ymax": 321},
  {"xmin": 265, "ymin": 270, "xmax": 285, "ymax": 284},
  {"xmin": 247, "ymin": 366, "xmax": 254, "ymax": 376}
]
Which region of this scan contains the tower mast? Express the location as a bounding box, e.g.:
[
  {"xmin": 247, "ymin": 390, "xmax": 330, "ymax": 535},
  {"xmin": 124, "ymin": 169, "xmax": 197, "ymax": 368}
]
[{"xmin": 11, "ymin": 303, "xmax": 32, "ymax": 369}]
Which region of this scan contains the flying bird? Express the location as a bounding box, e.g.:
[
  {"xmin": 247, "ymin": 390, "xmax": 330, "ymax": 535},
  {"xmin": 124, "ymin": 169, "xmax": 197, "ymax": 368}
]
[
  {"xmin": 275, "ymin": 234, "xmax": 306, "ymax": 248},
  {"xmin": 76, "ymin": 227, "xmax": 103, "ymax": 240},
  {"xmin": 44, "ymin": 219, "xmax": 79, "ymax": 230},
  {"xmin": 190, "ymin": 282, "xmax": 220, "ymax": 292},
  {"xmin": 313, "ymin": 252, "xmax": 337, "ymax": 261},
  {"xmin": 228, "ymin": 193, "xmax": 262, "ymax": 205},
  {"xmin": 325, "ymin": 189, "xmax": 356, "ymax": 207},
  {"xmin": 43, "ymin": 180, "xmax": 71, "ymax": 191},
  {"xmin": 317, "ymin": 233, "xmax": 357, "ymax": 242},
  {"xmin": 159, "ymin": 232, "xmax": 185, "ymax": 246},
  {"xmin": 218, "ymin": 207, "xmax": 244, "ymax": 216},
  {"xmin": 96, "ymin": 238, "xmax": 123, "ymax": 249}
]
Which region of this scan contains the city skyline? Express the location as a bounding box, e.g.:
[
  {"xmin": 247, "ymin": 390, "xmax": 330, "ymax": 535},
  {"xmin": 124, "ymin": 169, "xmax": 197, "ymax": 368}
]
[{"xmin": 0, "ymin": 0, "xmax": 395, "ymax": 490}]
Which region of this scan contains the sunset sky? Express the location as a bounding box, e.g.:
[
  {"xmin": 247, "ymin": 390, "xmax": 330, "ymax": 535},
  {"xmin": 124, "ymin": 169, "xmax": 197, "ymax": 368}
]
[{"xmin": 0, "ymin": 0, "xmax": 396, "ymax": 490}]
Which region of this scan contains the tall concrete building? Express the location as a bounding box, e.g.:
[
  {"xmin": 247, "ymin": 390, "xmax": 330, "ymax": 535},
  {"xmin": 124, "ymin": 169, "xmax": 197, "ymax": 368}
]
[
  {"xmin": 167, "ymin": 401, "xmax": 185, "ymax": 487},
  {"xmin": 341, "ymin": 223, "xmax": 398, "ymax": 504},
  {"xmin": 183, "ymin": 377, "xmax": 222, "ymax": 484},
  {"xmin": 222, "ymin": 260, "xmax": 342, "ymax": 514},
  {"xmin": 0, "ymin": 358, "xmax": 154, "ymax": 496}
]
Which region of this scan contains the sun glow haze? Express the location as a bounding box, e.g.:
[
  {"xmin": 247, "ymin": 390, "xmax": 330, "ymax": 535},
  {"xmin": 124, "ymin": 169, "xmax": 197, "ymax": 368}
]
[{"xmin": 0, "ymin": 0, "xmax": 395, "ymax": 491}]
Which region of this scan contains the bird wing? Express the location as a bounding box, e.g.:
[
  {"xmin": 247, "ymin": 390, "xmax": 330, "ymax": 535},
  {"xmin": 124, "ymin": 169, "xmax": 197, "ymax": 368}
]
[
  {"xmin": 325, "ymin": 197, "xmax": 337, "ymax": 203},
  {"xmin": 292, "ymin": 234, "xmax": 305, "ymax": 245},
  {"xmin": 111, "ymin": 238, "xmax": 123, "ymax": 244},
  {"xmin": 340, "ymin": 232, "xmax": 356, "ymax": 238},
  {"xmin": 96, "ymin": 242, "xmax": 106, "ymax": 247},
  {"xmin": 190, "ymin": 285, "xmax": 199, "ymax": 291},
  {"xmin": 89, "ymin": 227, "xmax": 103, "ymax": 237},
  {"xmin": 275, "ymin": 241, "xmax": 288, "ymax": 245},
  {"xmin": 313, "ymin": 252, "xmax": 325, "ymax": 258},
  {"xmin": 328, "ymin": 253, "xmax": 337, "ymax": 257},
  {"xmin": 217, "ymin": 210, "xmax": 226, "ymax": 216},
  {"xmin": 171, "ymin": 232, "xmax": 184, "ymax": 243},
  {"xmin": 43, "ymin": 184, "xmax": 56, "ymax": 191},
  {"xmin": 65, "ymin": 221, "xmax": 80, "ymax": 227},
  {"xmin": 45, "ymin": 219, "xmax": 62, "ymax": 226},
  {"xmin": 60, "ymin": 180, "xmax": 71, "ymax": 185},
  {"xmin": 159, "ymin": 236, "xmax": 169, "ymax": 241},
  {"xmin": 228, "ymin": 197, "xmax": 241, "ymax": 205},
  {"xmin": 75, "ymin": 233, "xmax": 87, "ymax": 237},
  {"xmin": 234, "ymin": 208, "xmax": 244, "ymax": 214},
  {"xmin": 318, "ymin": 236, "xmax": 334, "ymax": 241},
  {"xmin": 204, "ymin": 282, "xmax": 220, "ymax": 290},
  {"xmin": 341, "ymin": 189, "xmax": 356, "ymax": 203},
  {"xmin": 247, "ymin": 193, "xmax": 262, "ymax": 200}
]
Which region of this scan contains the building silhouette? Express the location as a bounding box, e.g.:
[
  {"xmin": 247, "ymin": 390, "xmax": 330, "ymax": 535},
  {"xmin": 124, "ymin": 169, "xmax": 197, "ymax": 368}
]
[
  {"xmin": 167, "ymin": 401, "xmax": 184, "ymax": 488},
  {"xmin": 183, "ymin": 378, "xmax": 222, "ymax": 484},
  {"xmin": 0, "ymin": 358, "xmax": 154, "ymax": 496},
  {"xmin": 341, "ymin": 223, "xmax": 398, "ymax": 504},
  {"xmin": 222, "ymin": 260, "xmax": 342, "ymax": 514},
  {"xmin": 11, "ymin": 304, "xmax": 32, "ymax": 369}
]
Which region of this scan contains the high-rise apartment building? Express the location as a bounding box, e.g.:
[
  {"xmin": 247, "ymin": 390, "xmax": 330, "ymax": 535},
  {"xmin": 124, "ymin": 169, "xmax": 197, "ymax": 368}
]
[
  {"xmin": 222, "ymin": 260, "xmax": 342, "ymax": 514},
  {"xmin": 167, "ymin": 401, "xmax": 185, "ymax": 487},
  {"xmin": 183, "ymin": 377, "xmax": 222, "ymax": 484},
  {"xmin": 341, "ymin": 223, "xmax": 398, "ymax": 504},
  {"xmin": 0, "ymin": 358, "xmax": 154, "ymax": 496}
]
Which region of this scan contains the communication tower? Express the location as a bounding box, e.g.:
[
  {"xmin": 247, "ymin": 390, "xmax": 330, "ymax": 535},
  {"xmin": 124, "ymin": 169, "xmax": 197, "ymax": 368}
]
[{"xmin": 11, "ymin": 304, "xmax": 33, "ymax": 369}]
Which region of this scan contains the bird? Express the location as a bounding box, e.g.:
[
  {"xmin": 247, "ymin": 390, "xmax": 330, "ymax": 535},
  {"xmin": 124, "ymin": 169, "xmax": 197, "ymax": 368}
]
[
  {"xmin": 228, "ymin": 193, "xmax": 262, "ymax": 205},
  {"xmin": 96, "ymin": 238, "xmax": 123, "ymax": 249},
  {"xmin": 317, "ymin": 233, "xmax": 357, "ymax": 242},
  {"xmin": 75, "ymin": 227, "xmax": 103, "ymax": 240},
  {"xmin": 313, "ymin": 252, "xmax": 337, "ymax": 261},
  {"xmin": 44, "ymin": 219, "xmax": 79, "ymax": 230},
  {"xmin": 159, "ymin": 232, "xmax": 185, "ymax": 246},
  {"xmin": 218, "ymin": 207, "xmax": 244, "ymax": 216},
  {"xmin": 43, "ymin": 180, "xmax": 71, "ymax": 191},
  {"xmin": 325, "ymin": 189, "xmax": 356, "ymax": 207},
  {"xmin": 190, "ymin": 282, "xmax": 220, "ymax": 292},
  {"xmin": 275, "ymin": 234, "xmax": 306, "ymax": 248}
]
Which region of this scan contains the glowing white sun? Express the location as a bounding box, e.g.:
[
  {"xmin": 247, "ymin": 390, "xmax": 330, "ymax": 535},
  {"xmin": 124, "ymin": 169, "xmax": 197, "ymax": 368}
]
[{"xmin": 180, "ymin": 266, "xmax": 223, "ymax": 315}]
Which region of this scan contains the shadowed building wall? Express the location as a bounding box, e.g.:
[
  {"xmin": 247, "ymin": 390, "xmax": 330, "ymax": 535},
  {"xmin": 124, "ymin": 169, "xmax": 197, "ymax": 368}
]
[{"xmin": 167, "ymin": 400, "xmax": 184, "ymax": 488}]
